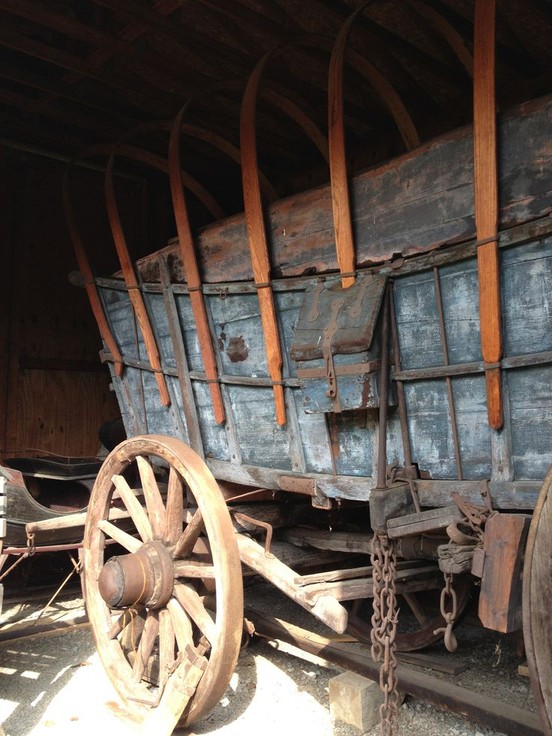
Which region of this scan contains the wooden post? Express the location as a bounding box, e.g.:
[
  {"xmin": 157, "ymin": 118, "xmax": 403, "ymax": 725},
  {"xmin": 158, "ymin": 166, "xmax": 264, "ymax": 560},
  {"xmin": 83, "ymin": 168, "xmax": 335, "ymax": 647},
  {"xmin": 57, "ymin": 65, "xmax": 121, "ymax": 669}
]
[
  {"xmin": 63, "ymin": 163, "xmax": 125, "ymax": 378},
  {"xmin": 105, "ymin": 154, "xmax": 171, "ymax": 407},
  {"xmin": 474, "ymin": 0, "xmax": 503, "ymax": 429},
  {"xmin": 168, "ymin": 105, "xmax": 226, "ymax": 424},
  {"xmin": 329, "ymin": 3, "xmax": 420, "ymax": 290},
  {"xmin": 240, "ymin": 54, "xmax": 287, "ymax": 425},
  {"xmin": 478, "ymin": 513, "xmax": 531, "ymax": 632}
]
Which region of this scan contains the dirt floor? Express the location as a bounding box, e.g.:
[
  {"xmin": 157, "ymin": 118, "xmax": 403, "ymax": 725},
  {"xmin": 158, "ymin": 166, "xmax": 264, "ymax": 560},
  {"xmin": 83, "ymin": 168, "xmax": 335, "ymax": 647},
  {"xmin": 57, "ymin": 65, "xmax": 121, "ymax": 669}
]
[{"xmin": 0, "ymin": 571, "xmax": 539, "ymax": 736}]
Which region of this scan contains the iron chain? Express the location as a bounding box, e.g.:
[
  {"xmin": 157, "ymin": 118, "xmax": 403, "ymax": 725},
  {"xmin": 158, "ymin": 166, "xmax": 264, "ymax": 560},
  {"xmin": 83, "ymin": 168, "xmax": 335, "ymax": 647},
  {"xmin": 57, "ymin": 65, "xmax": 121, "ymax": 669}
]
[
  {"xmin": 371, "ymin": 531, "xmax": 400, "ymax": 736},
  {"xmin": 433, "ymin": 571, "xmax": 458, "ymax": 652}
]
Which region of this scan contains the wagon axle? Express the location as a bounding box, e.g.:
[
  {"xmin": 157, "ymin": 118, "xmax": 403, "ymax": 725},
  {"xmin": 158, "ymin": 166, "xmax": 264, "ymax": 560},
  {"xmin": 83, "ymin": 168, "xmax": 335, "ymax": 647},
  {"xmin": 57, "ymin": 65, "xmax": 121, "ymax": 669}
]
[{"xmin": 98, "ymin": 540, "xmax": 174, "ymax": 610}]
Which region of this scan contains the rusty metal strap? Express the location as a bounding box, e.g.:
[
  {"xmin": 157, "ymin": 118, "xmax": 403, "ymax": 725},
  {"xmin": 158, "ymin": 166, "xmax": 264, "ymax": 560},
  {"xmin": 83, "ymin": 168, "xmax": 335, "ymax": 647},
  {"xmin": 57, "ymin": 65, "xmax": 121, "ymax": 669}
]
[
  {"xmin": 297, "ymin": 359, "xmax": 380, "ymax": 380},
  {"xmin": 475, "ymin": 234, "xmax": 499, "ymax": 247}
]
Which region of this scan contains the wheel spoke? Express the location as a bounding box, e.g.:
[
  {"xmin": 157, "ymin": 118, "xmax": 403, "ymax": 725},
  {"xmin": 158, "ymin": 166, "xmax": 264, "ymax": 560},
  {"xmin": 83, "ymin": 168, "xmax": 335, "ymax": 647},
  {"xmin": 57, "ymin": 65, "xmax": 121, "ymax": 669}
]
[
  {"xmin": 98, "ymin": 519, "xmax": 141, "ymax": 552},
  {"xmin": 166, "ymin": 598, "xmax": 194, "ymax": 651},
  {"xmin": 132, "ymin": 611, "xmax": 160, "ymax": 683},
  {"xmin": 173, "ymin": 560, "xmax": 216, "ymax": 579},
  {"xmin": 165, "ymin": 466, "xmax": 184, "ymax": 545},
  {"xmin": 108, "ymin": 606, "xmax": 144, "ymax": 640},
  {"xmin": 173, "ymin": 509, "xmax": 204, "ymax": 559},
  {"xmin": 402, "ymin": 592, "xmax": 431, "ymax": 626},
  {"xmin": 158, "ymin": 609, "xmax": 176, "ymax": 690},
  {"xmin": 122, "ymin": 609, "xmax": 147, "ymax": 653},
  {"xmin": 173, "ymin": 581, "xmax": 216, "ymax": 644},
  {"xmin": 112, "ymin": 474, "xmax": 153, "ymax": 542},
  {"xmin": 136, "ymin": 455, "xmax": 167, "ymax": 537}
]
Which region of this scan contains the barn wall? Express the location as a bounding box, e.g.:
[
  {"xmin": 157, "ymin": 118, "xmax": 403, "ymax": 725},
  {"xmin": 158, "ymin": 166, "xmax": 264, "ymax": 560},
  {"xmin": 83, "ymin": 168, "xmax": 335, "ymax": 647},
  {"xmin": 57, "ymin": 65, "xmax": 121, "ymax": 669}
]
[{"xmin": 0, "ymin": 149, "xmax": 147, "ymax": 460}]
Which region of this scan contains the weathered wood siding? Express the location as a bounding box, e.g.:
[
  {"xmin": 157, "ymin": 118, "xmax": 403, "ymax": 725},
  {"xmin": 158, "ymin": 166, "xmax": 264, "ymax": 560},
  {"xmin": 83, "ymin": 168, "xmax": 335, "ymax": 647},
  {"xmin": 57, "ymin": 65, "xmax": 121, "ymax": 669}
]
[
  {"xmin": 136, "ymin": 94, "xmax": 552, "ymax": 285},
  {"xmin": 100, "ymin": 226, "xmax": 552, "ymax": 510},
  {"xmin": 98, "ymin": 95, "xmax": 552, "ymax": 510}
]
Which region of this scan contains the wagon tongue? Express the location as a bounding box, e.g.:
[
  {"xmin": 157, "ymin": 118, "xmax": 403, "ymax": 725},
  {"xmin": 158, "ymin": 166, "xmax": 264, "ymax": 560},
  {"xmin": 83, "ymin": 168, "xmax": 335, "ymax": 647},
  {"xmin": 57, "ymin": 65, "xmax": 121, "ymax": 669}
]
[{"xmin": 98, "ymin": 539, "xmax": 174, "ymax": 610}]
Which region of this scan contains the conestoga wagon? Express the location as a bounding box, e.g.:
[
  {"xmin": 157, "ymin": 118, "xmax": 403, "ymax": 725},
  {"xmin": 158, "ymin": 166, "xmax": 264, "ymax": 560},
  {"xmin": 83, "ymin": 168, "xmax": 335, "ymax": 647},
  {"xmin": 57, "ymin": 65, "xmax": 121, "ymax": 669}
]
[{"xmin": 25, "ymin": 4, "xmax": 550, "ymax": 734}]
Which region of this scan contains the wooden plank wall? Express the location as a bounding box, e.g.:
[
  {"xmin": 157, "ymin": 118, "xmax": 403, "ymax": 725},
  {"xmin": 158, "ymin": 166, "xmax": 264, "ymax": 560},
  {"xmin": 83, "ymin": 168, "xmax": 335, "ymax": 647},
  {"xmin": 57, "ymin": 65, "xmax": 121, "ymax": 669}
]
[{"xmin": 0, "ymin": 149, "xmax": 146, "ymax": 461}]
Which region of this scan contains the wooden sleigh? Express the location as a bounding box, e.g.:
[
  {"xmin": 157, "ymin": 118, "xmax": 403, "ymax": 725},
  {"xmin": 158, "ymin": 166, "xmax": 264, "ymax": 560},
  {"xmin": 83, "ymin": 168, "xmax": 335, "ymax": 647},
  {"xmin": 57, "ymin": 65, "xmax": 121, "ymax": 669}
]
[{"xmin": 32, "ymin": 2, "xmax": 552, "ymax": 733}]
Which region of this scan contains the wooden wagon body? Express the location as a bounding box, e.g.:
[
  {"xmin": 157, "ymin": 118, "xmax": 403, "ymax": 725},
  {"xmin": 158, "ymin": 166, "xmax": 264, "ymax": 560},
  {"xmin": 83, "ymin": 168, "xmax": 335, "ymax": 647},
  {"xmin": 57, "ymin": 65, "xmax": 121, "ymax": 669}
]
[
  {"xmin": 54, "ymin": 6, "xmax": 552, "ymax": 733},
  {"xmin": 98, "ymin": 93, "xmax": 552, "ymax": 513}
]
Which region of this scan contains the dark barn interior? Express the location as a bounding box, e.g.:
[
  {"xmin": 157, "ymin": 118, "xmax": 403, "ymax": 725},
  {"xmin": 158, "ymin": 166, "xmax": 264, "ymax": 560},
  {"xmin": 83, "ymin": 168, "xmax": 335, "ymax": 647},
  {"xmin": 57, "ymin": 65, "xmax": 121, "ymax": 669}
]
[{"xmin": 0, "ymin": 0, "xmax": 551, "ymax": 457}]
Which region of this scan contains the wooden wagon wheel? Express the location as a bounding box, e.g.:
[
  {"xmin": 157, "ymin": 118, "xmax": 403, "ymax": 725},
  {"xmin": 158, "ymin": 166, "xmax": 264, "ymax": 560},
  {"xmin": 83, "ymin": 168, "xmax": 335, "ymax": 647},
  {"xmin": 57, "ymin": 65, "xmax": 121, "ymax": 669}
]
[
  {"xmin": 523, "ymin": 466, "xmax": 552, "ymax": 736},
  {"xmin": 347, "ymin": 573, "xmax": 472, "ymax": 652},
  {"xmin": 82, "ymin": 435, "xmax": 243, "ymax": 731}
]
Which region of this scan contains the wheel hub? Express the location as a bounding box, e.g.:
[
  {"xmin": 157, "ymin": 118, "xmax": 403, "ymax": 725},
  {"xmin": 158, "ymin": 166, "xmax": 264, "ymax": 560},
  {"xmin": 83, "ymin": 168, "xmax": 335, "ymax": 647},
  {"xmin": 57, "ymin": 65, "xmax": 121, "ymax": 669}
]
[{"xmin": 98, "ymin": 539, "xmax": 174, "ymax": 609}]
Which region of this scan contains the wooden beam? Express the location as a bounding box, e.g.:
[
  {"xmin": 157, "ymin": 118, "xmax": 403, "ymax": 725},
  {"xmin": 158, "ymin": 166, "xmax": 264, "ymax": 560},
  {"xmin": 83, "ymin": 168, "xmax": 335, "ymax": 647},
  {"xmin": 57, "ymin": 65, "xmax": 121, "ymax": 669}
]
[
  {"xmin": 405, "ymin": 0, "xmax": 474, "ymax": 76},
  {"xmin": 478, "ymin": 513, "xmax": 531, "ymax": 632},
  {"xmin": 0, "ymin": 87, "xmax": 123, "ymax": 140},
  {"xmin": 168, "ymin": 107, "xmax": 226, "ymax": 424},
  {"xmin": 0, "ymin": 26, "xmax": 173, "ymax": 117},
  {"xmin": 0, "ymin": 113, "xmax": 94, "ymax": 154},
  {"xmin": 0, "ymin": 154, "xmax": 16, "ymax": 460},
  {"xmin": 91, "ymin": 0, "xmax": 252, "ymax": 79},
  {"xmin": 46, "ymin": 0, "xmax": 186, "ymax": 97},
  {"xmin": 1, "ymin": 0, "xmax": 203, "ymax": 94},
  {"xmin": 240, "ymin": 55, "xmax": 287, "ymax": 424},
  {"xmin": 0, "ymin": 60, "xmax": 136, "ymax": 126}
]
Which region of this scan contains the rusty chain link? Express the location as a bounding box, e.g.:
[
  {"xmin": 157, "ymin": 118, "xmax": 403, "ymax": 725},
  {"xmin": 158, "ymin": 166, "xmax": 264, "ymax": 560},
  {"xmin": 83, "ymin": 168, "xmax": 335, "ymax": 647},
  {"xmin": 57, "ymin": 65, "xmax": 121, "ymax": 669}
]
[
  {"xmin": 371, "ymin": 531, "xmax": 400, "ymax": 736},
  {"xmin": 433, "ymin": 571, "xmax": 458, "ymax": 652}
]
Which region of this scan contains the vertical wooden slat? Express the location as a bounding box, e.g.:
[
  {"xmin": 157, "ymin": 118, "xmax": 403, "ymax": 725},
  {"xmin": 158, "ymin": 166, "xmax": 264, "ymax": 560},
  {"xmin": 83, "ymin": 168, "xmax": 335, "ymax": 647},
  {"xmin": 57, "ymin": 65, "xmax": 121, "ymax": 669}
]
[
  {"xmin": 473, "ymin": 0, "xmax": 503, "ymax": 429},
  {"xmin": 328, "ymin": 12, "xmax": 357, "ymax": 289},
  {"xmin": 389, "ymin": 285, "xmax": 413, "ymax": 470},
  {"xmin": 238, "ymin": 49, "xmax": 331, "ymax": 427},
  {"xmin": 158, "ymin": 255, "xmax": 204, "ymax": 456},
  {"xmin": 240, "ymin": 54, "xmax": 287, "ymax": 425},
  {"xmin": 168, "ymin": 105, "xmax": 226, "ymax": 425},
  {"xmin": 433, "ymin": 267, "xmax": 463, "ymax": 479},
  {"xmin": 105, "ymin": 153, "xmax": 171, "ymax": 407},
  {"xmin": 63, "ymin": 163, "xmax": 125, "ymax": 378},
  {"xmin": 328, "ymin": 2, "xmax": 420, "ymax": 289}
]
